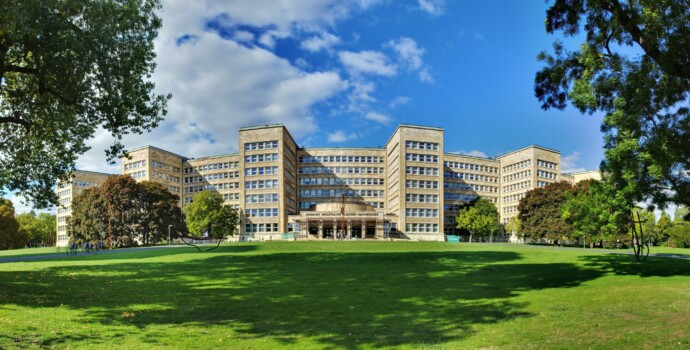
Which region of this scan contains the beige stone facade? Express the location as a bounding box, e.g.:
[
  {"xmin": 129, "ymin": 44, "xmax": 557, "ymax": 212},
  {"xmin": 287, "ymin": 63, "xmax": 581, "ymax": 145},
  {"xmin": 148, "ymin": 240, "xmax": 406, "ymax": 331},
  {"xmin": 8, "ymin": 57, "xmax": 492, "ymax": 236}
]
[
  {"xmin": 59, "ymin": 123, "xmax": 599, "ymax": 242},
  {"xmin": 55, "ymin": 170, "xmax": 111, "ymax": 247}
]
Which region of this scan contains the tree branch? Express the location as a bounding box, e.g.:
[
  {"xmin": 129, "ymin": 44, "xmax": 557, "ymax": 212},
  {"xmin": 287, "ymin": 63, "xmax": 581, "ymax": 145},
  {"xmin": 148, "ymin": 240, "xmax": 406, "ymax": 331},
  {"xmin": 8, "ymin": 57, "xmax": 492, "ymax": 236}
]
[
  {"xmin": 0, "ymin": 113, "xmax": 31, "ymax": 132},
  {"xmin": 602, "ymin": 0, "xmax": 689, "ymax": 80},
  {"xmin": 5, "ymin": 64, "xmax": 38, "ymax": 75}
]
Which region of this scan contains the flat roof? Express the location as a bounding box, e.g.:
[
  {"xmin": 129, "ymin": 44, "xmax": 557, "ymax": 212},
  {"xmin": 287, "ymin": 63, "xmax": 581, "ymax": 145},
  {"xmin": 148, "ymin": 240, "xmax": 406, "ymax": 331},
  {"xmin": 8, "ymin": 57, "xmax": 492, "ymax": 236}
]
[
  {"xmin": 444, "ymin": 152, "xmax": 498, "ymax": 162},
  {"xmin": 495, "ymin": 145, "xmax": 560, "ymax": 159},
  {"xmin": 299, "ymin": 147, "xmax": 385, "ymax": 152},
  {"xmin": 71, "ymin": 169, "xmax": 114, "ymax": 177},
  {"xmin": 123, "ymin": 145, "xmax": 188, "ymax": 160},
  {"xmin": 385, "ymin": 124, "xmax": 444, "ymax": 148},
  {"xmin": 186, "ymin": 153, "xmax": 239, "ymax": 162},
  {"xmin": 238, "ymin": 123, "xmax": 297, "ymax": 146}
]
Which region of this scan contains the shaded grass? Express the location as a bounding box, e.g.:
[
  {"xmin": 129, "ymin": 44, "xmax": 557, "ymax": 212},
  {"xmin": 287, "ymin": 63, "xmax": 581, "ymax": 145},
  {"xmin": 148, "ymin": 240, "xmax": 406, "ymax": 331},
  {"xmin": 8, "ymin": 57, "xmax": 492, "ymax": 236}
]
[{"xmin": 1, "ymin": 242, "xmax": 690, "ymax": 349}]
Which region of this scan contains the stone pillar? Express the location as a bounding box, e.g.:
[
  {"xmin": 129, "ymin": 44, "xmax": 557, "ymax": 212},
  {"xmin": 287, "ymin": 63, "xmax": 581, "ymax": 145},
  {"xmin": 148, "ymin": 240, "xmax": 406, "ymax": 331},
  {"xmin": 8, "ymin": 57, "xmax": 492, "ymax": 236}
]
[
  {"xmin": 303, "ymin": 220, "xmax": 309, "ymax": 238},
  {"xmin": 362, "ymin": 220, "xmax": 367, "ymax": 239},
  {"xmin": 376, "ymin": 219, "xmax": 383, "ymax": 239},
  {"xmin": 347, "ymin": 220, "xmax": 352, "ymax": 239},
  {"xmin": 333, "ymin": 220, "xmax": 338, "ymax": 239},
  {"xmin": 318, "ymin": 220, "xmax": 323, "ymax": 239}
]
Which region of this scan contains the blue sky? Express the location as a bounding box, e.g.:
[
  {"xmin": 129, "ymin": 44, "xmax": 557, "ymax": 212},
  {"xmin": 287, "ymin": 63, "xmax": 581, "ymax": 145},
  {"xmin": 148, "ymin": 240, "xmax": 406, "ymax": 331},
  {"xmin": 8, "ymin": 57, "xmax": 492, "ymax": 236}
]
[{"xmin": 9, "ymin": 0, "xmax": 608, "ymax": 212}]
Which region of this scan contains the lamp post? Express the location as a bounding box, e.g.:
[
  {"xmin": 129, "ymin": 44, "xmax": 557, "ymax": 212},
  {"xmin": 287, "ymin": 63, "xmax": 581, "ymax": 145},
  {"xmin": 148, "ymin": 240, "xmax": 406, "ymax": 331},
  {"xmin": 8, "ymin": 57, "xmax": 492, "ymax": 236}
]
[{"xmin": 168, "ymin": 225, "xmax": 173, "ymax": 245}]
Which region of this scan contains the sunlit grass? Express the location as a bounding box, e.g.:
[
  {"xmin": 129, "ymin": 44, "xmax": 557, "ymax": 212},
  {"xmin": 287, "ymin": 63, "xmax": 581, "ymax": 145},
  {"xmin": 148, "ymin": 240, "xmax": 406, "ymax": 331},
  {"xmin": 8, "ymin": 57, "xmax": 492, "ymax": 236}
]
[{"xmin": 1, "ymin": 241, "xmax": 689, "ymax": 349}]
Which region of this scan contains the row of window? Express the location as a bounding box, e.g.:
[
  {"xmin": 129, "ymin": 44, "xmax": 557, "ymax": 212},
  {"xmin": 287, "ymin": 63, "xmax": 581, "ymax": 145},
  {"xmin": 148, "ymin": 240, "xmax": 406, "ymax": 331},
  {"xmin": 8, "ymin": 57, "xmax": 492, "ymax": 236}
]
[
  {"xmin": 299, "ymin": 166, "xmax": 384, "ymax": 175},
  {"xmin": 246, "ymin": 193, "xmax": 279, "ymax": 204},
  {"xmin": 299, "ymin": 155, "xmax": 384, "ymax": 163},
  {"xmin": 405, "ymin": 193, "xmax": 439, "ymax": 203},
  {"xmin": 405, "ymin": 223, "xmax": 439, "ymax": 233},
  {"xmin": 537, "ymin": 159, "xmax": 558, "ymax": 169},
  {"xmin": 129, "ymin": 170, "xmax": 146, "ymax": 179},
  {"xmin": 166, "ymin": 185, "xmax": 181, "ymax": 194},
  {"xmin": 444, "ymin": 182, "xmax": 498, "ymax": 193},
  {"xmin": 503, "ymin": 180, "xmax": 532, "ymax": 193},
  {"xmin": 503, "ymin": 205, "xmax": 518, "ymax": 214},
  {"xmin": 299, "ymin": 177, "xmax": 384, "ymax": 186},
  {"xmin": 245, "ymin": 208, "xmax": 279, "ymax": 217},
  {"xmin": 245, "ymin": 223, "xmax": 280, "ymax": 233},
  {"xmin": 185, "ymin": 172, "xmax": 240, "ymax": 183},
  {"xmin": 503, "ymin": 159, "xmax": 531, "ymax": 173},
  {"xmin": 152, "ymin": 171, "xmax": 180, "ymax": 183},
  {"xmin": 244, "ymin": 140, "xmax": 279, "ymax": 151},
  {"xmin": 244, "ymin": 153, "xmax": 279, "ymax": 163},
  {"xmin": 184, "ymin": 162, "xmax": 239, "ymax": 174},
  {"xmin": 537, "ymin": 170, "xmax": 557, "ymax": 179},
  {"xmin": 537, "ymin": 180, "xmax": 554, "ymax": 188},
  {"xmin": 444, "ymin": 161, "xmax": 498, "ymax": 173},
  {"xmin": 57, "ymin": 189, "xmax": 71, "ymax": 197},
  {"xmin": 405, "ymin": 180, "xmax": 438, "ymax": 189},
  {"xmin": 151, "ymin": 160, "xmax": 181, "ymax": 173},
  {"xmin": 444, "ymin": 193, "xmax": 478, "ymax": 202},
  {"xmin": 444, "ymin": 172, "xmax": 498, "ymax": 183},
  {"xmin": 503, "ymin": 170, "xmax": 531, "ymax": 183},
  {"xmin": 184, "ymin": 193, "xmax": 240, "ymax": 204},
  {"xmin": 298, "ymin": 189, "xmax": 384, "ymax": 197},
  {"xmin": 405, "ymin": 208, "xmax": 439, "ymax": 217},
  {"xmin": 185, "ymin": 183, "xmax": 239, "ymax": 193},
  {"xmin": 245, "ymin": 166, "xmax": 279, "ymax": 176},
  {"xmin": 75, "ymin": 180, "xmax": 99, "ymax": 187},
  {"xmin": 406, "ymin": 153, "xmax": 438, "ymax": 163},
  {"xmin": 57, "ymin": 207, "xmax": 70, "ymax": 214},
  {"xmin": 246, "ymin": 180, "xmax": 279, "ymax": 189},
  {"xmin": 503, "ymin": 193, "xmax": 526, "ymax": 203},
  {"xmin": 405, "ymin": 166, "xmax": 439, "ymax": 176},
  {"xmin": 124, "ymin": 160, "xmax": 146, "ymax": 170},
  {"xmin": 405, "ymin": 141, "xmax": 438, "ymax": 150}
]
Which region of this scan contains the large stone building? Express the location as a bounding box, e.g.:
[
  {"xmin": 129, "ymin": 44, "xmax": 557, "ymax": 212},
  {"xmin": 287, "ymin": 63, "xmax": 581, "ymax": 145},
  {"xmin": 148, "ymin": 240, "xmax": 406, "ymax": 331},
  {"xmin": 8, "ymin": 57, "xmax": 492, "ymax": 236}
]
[
  {"xmin": 56, "ymin": 170, "xmax": 111, "ymax": 246},
  {"xmin": 57, "ymin": 124, "xmax": 598, "ymax": 244}
]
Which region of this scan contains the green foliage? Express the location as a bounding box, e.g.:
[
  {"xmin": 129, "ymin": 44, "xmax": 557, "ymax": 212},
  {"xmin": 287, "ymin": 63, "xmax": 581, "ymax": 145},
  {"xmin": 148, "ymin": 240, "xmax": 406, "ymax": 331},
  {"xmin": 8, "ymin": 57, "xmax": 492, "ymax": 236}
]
[
  {"xmin": 505, "ymin": 216, "xmax": 521, "ymax": 234},
  {"xmin": 68, "ymin": 176, "xmax": 185, "ymax": 247},
  {"xmin": 455, "ymin": 198, "xmax": 500, "ymax": 242},
  {"xmin": 536, "ymin": 0, "xmax": 690, "ymax": 212},
  {"xmin": 519, "ymin": 181, "xmax": 574, "ymax": 243},
  {"xmin": 668, "ymin": 206, "xmax": 690, "ymax": 248},
  {"xmin": 184, "ymin": 191, "xmax": 239, "ymax": 239},
  {"xmin": 655, "ymin": 212, "xmax": 673, "ymax": 245},
  {"xmin": 16, "ymin": 211, "xmax": 55, "ymax": 246},
  {"xmin": 0, "ymin": 0, "xmax": 171, "ymax": 208},
  {"xmin": 0, "ymin": 198, "xmax": 28, "ymax": 249}
]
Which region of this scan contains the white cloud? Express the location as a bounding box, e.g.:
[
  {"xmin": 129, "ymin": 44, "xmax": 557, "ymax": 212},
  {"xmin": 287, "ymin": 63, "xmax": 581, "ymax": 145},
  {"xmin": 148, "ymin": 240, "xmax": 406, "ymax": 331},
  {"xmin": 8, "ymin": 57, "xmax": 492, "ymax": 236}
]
[
  {"xmin": 417, "ymin": 0, "xmax": 445, "ymax": 16},
  {"xmin": 387, "ymin": 37, "xmax": 432, "ymax": 83},
  {"xmin": 474, "ymin": 33, "xmax": 485, "ymax": 40},
  {"xmin": 453, "ymin": 150, "xmax": 489, "ymax": 158},
  {"xmin": 365, "ymin": 111, "xmax": 393, "ymax": 125},
  {"xmin": 388, "ymin": 37, "xmax": 424, "ymax": 70},
  {"xmin": 561, "ymin": 151, "xmax": 586, "ymax": 173},
  {"xmin": 327, "ymin": 130, "xmax": 359, "ymax": 143},
  {"xmin": 301, "ymin": 32, "xmax": 341, "ymax": 52},
  {"xmin": 339, "ymin": 50, "xmax": 397, "ymax": 76},
  {"xmin": 389, "ymin": 96, "xmax": 410, "ymax": 108}
]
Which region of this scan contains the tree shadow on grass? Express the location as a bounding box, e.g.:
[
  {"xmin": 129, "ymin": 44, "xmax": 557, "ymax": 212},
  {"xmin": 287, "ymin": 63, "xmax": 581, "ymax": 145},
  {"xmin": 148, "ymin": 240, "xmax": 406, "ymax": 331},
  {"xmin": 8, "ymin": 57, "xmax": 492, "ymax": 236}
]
[
  {"xmin": 1, "ymin": 250, "xmax": 603, "ymax": 349},
  {"xmin": 579, "ymin": 254, "xmax": 690, "ymax": 277}
]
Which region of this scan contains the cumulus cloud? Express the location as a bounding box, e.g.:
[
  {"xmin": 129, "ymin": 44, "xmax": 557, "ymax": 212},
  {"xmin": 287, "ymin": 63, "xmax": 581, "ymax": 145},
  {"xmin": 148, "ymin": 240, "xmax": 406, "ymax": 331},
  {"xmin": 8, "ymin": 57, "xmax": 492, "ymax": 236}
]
[
  {"xmin": 561, "ymin": 151, "xmax": 586, "ymax": 173},
  {"xmin": 339, "ymin": 50, "xmax": 397, "ymax": 76},
  {"xmin": 301, "ymin": 32, "xmax": 341, "ymax": 52},
  {"xmin": 387, "ymin": 37, "xmax": 432, "ymax": 83},
  {"xmin": 418, "ymin": 0, "xmax": 446, "ymax": 16},
  {"xmin": 327, "ymin": 130, "xmax": 359, "ymax": 143},
  {"xmin": 389, "ymin": 96, "xmax": 410, "ymax": 108},
  {"xmin": 365, "ymin": 111, "xmax": 393, "ymax": 125}
]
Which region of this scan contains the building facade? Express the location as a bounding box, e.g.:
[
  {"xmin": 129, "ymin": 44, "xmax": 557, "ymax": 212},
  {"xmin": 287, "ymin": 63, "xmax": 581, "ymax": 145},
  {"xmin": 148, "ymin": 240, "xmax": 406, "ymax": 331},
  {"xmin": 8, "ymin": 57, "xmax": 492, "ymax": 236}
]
[
  {"xmin": 57, "ymin": 124, "xmax": 597, "ymax": 243},
  {"xmin": 56, "ymin": 170, "xmax": 111, "ymax": 247}
]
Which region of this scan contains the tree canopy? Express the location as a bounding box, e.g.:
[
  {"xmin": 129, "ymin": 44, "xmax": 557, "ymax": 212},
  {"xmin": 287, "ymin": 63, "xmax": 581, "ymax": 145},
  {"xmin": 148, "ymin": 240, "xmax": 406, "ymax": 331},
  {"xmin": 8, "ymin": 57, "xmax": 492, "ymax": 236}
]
[
  {"xmin": 518, "ymin": 181, "xmax": 574, "ymax": 243},
  {"xmin": 184, "ymin": 191, "xmax": 239, "ymax": 240},
  {"xmin": 16, "ymin": 211, "xmax": 55, "ymax": 246},
  {"xmin": 0, "ymin": 0, "xmax": 170, "ymax": 208},
  {"xmin": 536, "ymin": 0, "xmax": 690, "ymax": 212},
  {"xmin": 455, "ymin": 198, "xmax": 500, "ymax": 242},
  {"xmin": 68, "ymin": 175, "xmax": 184, "ymax": 247},
  {"xmin": 0, "ymin": 199, "xmax": 28, "ymax": 250}
]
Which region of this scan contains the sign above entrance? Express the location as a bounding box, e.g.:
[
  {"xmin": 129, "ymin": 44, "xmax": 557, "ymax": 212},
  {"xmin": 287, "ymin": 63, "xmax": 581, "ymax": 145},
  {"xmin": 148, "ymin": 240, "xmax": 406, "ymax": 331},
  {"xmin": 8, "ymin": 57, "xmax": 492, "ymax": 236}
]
[{"xmin": 303, "ymin": 211, "xmax": 381, "ymax": 218}]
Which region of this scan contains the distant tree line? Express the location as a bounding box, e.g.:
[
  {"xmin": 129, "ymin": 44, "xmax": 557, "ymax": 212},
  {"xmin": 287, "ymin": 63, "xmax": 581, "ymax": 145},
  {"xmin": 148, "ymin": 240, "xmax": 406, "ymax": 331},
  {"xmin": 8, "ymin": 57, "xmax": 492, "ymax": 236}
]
[{"xmin": 0, "ymin": 199, "xmax": 55, "ymax": 250}]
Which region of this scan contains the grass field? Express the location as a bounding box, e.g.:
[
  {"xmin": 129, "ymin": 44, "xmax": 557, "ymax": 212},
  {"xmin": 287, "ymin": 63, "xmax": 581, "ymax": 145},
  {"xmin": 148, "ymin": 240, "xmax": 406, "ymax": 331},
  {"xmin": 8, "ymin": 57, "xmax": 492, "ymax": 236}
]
[{"xmin": 1, "ymin": 242, "xmax": 689, "ymax": 349}]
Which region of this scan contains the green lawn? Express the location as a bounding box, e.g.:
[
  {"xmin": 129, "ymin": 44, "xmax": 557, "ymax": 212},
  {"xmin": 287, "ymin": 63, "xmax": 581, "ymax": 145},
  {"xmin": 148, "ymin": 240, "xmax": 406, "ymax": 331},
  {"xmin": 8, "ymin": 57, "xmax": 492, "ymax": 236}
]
[{"xmin": 1, "ymin": 242, "xmax": 689, "ymax": 349}]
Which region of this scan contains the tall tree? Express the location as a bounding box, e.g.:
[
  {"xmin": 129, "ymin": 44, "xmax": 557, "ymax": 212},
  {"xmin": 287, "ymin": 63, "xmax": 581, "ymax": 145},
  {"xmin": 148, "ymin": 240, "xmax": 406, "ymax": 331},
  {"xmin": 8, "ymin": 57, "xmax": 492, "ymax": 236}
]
[
  {"xmin": 0, "ymin": 199, "xmax": 28, "ymax": 250},
  {"xmin": 518, "ymin": 181, "xmax": 574, "ymax": 243},
  {"xmin": 655, "ymin": 212, "xmax": 673, "ymax": 245},
  {"xmin": 0, "ymin": 0, "xmax": 171, "ymax": 208},
  {"xmin": 535, "ymin": 0, "xmax": 690, "ymax": 212},
  {"xmin": 16, "ymin": 211, "xmax": 55, "ymax": 246},
  {"xmin": 455, "ymin": 198, "xmax": 500, "ymax": 243},
  {"xmin": 137, "ymin": 181, "xmax": 184, "ymax": 246},
  {"xmin": 184, "ymin": 191, "xmax": 239, "ymax": 245}
]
